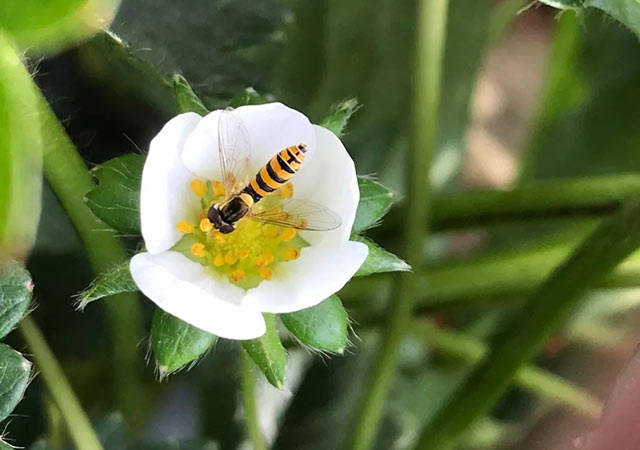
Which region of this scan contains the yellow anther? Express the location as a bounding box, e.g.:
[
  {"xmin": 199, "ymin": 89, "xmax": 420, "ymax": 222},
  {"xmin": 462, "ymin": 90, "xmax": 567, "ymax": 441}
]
[
  {"xmin": 238, "ymin": 249, "xmax": 249, "ymax": 260},
  {"xmin": 177, "ymin": 221, "xmax": 194, "ymax": 234},
  {"xmin": 214, "ymin": 232, "xmax": 226, "ymax": 243},
  {"xmin": 190, "ymin": 243, "xmax": 206, "ymax": 258},
  {"xmin": 263, "ymin": 250, "xmax": 274, "ymax": 264},
  {"xmin": 283, "ymin": 247, "xmax": 300, "ymax": 261},
  {"xmin": 280, "ymin": 183, "xmax": 294, "ymax": 198},
  {"xmin": 211, "ymin": 180, "xmax": 225, "ymax": 197},
  {"xmin": 280, "ymin": 228, "xmax": 297, "ymax": 242},
  {"xmin": 230, "ymin": 269, "xmax": 245, "ymax": 283},
  {"xmin": 199, "ymin": 218, "xmax": 213, "ymax": 233},
  {"xmin": 190, "ymin": 179, "xmax": 208, "ymax": 197},
  {"xmin": 263, "ymin": 224, "xmax": 279, "ymax": 238},
  {"xmin": 254, "ymin": 250, "xmax": 274, "ymax": 267},
  {"xmin": 224, "ymin": 251, "xmax": 238, "ymax": 265},
  {"xmin": 259, "ymin": 267, "xmax": 273, "ymax": 280},
  {"xmin": 213, "ymin": 253, "xmax": 225, "ymax": 267}
]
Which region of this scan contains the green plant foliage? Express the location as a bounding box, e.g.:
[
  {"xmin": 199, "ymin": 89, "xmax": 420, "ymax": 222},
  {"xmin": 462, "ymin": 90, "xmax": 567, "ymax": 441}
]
[
  {"xmin": 320, "ymin": 98, "xmax": 360, "ymax": 138},
  {"xmin": 0, "ymin": 260, "xmax": 32, "ymax": 339},
  {"xmin": 151, "ymin": 309, "xmax": 218, "ymax": 377},
  {"xmin": 242, "ymin": 314, "xmax": 286, "ymax": 388},
  {"xmin": 352, "ymin": 235, "xmax": 411, "ymax": 277},
  {"xmin": 540, "ymin": 0, "xmax": 640, "ymax": 39},
  {"xmin": 0, "ymin": 32, "xmax": 43, "ymax": 259},
  {"xmin": 174, "ymin": 74, "xmax": 209, "ymax": 115},
  {"xmin": 280, "ymin": 296, "xmax": 348, "ymax": 353},
  {"xmin": 416, "ymin": 201, "xmax": 640, "ymax": 449},
  {"xmin": 78, "ymin": 259, "xmax": 137, "ymax": 308},
  {"xmin": 352, "ymin": 177, "xmax": 395, "ymax": 233},
  {"xmin": 0, "ymin": 0, "xmax": 120, "ymax": 54},
  {"xmin": 0, "ymin": 343, "xmax": 31, "ymax": 422},
  {"xmin": 111, "ymin": 0, "xmax": 286, "ymax": 106},
  {"xmin": 85, "ymin": 154, "xmax": 145, "ymax": 234},
  {"xmin": 229, "ymin": 88, "xmax": 268, "ymax": 108},
  {"xmin": 523, "ymin": 12, "xmax": 640, "ymax": 181}
]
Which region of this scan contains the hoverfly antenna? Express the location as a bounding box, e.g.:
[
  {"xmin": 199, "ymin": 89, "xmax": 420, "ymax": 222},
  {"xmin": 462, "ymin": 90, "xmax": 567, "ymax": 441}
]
[{"xmin": 298, "ymin": 143, "xmax": 307, "ymax": 153}]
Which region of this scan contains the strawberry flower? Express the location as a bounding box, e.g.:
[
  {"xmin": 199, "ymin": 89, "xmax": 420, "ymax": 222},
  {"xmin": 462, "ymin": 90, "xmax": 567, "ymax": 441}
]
[{"xmin": 130, "ymin": 103, "xmax": 368, "ymax": 340}]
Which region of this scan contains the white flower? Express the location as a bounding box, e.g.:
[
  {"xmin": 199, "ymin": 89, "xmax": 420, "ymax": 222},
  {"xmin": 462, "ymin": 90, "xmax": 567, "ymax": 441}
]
[{"xmin": 130, "ymin": 103, "xmax": 368, "ymax": 340}]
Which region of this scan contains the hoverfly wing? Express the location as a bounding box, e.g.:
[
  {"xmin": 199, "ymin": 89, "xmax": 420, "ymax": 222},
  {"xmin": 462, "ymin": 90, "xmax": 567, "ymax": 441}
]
[
  {"xmin": 249, "ymin": 198, "xmax": 342, "ymax": 231},
  {"xmin": 218, "ymin": 107, "xmax": 252, "ymax": 198}
]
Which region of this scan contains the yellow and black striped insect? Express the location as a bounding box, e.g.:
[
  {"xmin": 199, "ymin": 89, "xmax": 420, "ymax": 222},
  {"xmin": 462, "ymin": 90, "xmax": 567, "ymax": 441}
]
[{"xmin": 207, "ymin": 108, "xmax": 341, "ymax": 234}]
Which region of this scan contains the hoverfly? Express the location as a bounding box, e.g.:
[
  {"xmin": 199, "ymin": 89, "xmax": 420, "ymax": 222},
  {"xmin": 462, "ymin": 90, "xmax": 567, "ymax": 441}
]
[{"xmin": 206, "ymin": 108, "xmax": 341, "ymax": 234}]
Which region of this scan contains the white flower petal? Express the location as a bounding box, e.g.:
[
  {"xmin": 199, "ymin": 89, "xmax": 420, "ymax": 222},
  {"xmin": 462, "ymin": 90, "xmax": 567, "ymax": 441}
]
[
  {"xmin": 181, "ymin": 103, "xmax": 316, "ymax": 179},
  {"xmin": 130, "ymin": 251, "xmax": 266, "ymax": 340},
  {"xmin": 140, "ymin": 113, "xmax": 203, "ymax": 254},
  {"xmin": 292, "ymin": 125, "xmax": 360, "ymax": 246},
  {"xmin": 242, "ymin": 240, "xmax": 368, "ymax": 313}
]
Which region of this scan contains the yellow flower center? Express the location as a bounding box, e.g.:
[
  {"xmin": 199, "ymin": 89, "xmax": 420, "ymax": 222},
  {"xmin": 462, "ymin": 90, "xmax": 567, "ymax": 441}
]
[{"xmin": 173, "ymin": 178, "xmax": 307, "ymax": 289}]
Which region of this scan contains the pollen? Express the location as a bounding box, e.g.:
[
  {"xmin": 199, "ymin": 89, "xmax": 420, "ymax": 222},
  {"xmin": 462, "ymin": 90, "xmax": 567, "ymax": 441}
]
[
  {"xmin": 190, "ymin": 242, "xmax": 207, "ymax": 258},
  {"xmin": 280, "ymin": 183, "xmax": 294, "ymax": 198},
  {"xmin": 177, "ymin": 221, "xmax": 194, "ymax": 234},
  {"xmin": 213, "ymin": 253, "xmax": 225, "ymax": 267},
  {"xmin": 280, "ymin": 228, "xmax": 297, "ymax": 242},
  {"xmin": 211, "ymin": 180, "xmax": 225, "ymax": 197},
  {"xmin": 190, "ymin": 179, "xmax": 208, "ymax": 197},
  {"xmin": 283, "ymin": 247, "xmax": 300, "ymax": 261},
  {"xmin": 199, "ymin": 218, "xmax": 213, "ymax": 233},
  {"xmin": 174, "ymin": 179, "xmax": 309, "ymax": 290},
  {"xmin": 224, "ymin": 251, "xmax": 238, "ymax": 265},
  {"xmin": 230, "ymin": 269, "xmax": 245, "ymax": 283}
]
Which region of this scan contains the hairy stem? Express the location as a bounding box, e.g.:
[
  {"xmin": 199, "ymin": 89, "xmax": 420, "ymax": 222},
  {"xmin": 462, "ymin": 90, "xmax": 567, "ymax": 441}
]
[
  {"xmin": 240, "ymin": 352, "xmax": 267, "ymax": 450},
  {"xmin": 36, "ymin": 82, "xmax": 144, "ymax": 428},
  {"xmin": 20, "ymin": 317, "xmax": 103, "ymax": 450},
  {"xmin": 346, "ymin": 0, "xmax": 449, "ymax": 448}
]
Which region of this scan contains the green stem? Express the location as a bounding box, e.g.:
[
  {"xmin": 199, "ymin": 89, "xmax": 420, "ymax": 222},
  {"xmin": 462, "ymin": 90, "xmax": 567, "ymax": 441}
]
[
  {"xmin": 343, "ymin": 228, "xmax": 640, "ymax": 309},
  {"xmin": 36, "ymin": 82, "xmax": 144, "ymax": 428},
  {"xmin": 415, "ymin": 201, "xmax": 640, "ymax": 449},
  {"xmin": 415, "ymin": 321, "xmax": 602, "ymax": 419},
  {"xmin": 240, "ymin": 352, "xmax": 267, "ymax": 450},
  {"xmin": 430, "ymin": 174, "xmax": 640, "ymax": 230},
  {"xmin": 346, "ymin": 1, "xmax": 448, "ymax": 449},
  {"xmin": 19, "ymin": 317, "xmax": 103, "ymax": 450}
]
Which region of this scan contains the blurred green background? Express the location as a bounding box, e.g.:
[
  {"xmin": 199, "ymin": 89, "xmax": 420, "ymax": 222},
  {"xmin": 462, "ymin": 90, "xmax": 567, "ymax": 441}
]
[{"xmin": 1, "ymin": 0, "xmax": 640, "ymax": 448}]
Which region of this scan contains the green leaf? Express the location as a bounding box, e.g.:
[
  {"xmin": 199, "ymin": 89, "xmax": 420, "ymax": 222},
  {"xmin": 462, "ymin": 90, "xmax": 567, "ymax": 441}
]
[
  {"xmin": 352, "ymin": 177, "xmax": 395, "ymax": 233},
  {"xmin": 85, "ymin": 154, "xmax": 145, "ymax": 234},
  {"xmin": 0, "ymin": 343, "xmax": 31, "ymax": 422},
  {"xmin": 352, "ymin": 235, "xmax": 410, "ymax": 277},
  {"xmin": 173, "ymin": 74, "xmax": 209, "ymax": 115},
  {"xmin": 320, "ymin": 98, "xmax": 360, "ymax": 137},
  {"xmin": 0, "ymin": 260, "xmax": 32, "ymax": 340},
  {"xmin": 229, "ymin": 87, "xmax": 268, "ymax": 107},
  {"xmin": 111, "ymin": 0, "xmax": 286, "ymax": 105},
  {"xmin": 242, "ymin": 314, "xmax": 286, "ymax": 388},
  {"xmin": 280, "ymin": 296, "xmax": 348, "ymax": 353},
  {"xmin": 0, "ymin": 32, "xmax": 43, "ymax": 259},
  {"xmin": 151, "ymin": 309, "xmax": 217, "ymax": 378},
  {"xmin": 539, "ymin": 0, "xmax": 640, "ymax": 39},
  {"xmin": 0, "ymin": 0, "xmax": 121, "ymax": 54},
  {"xmin": 78, "ymin": 259, "xmax": 137, "ymax": 308},
  {"xmin": 415, "ymin": 201, "xmax": 640, "ymax": 449}
]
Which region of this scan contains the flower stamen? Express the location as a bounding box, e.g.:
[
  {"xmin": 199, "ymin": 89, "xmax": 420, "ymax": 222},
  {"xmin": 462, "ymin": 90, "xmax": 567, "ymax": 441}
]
[
  {"xmin": 177, "ymin": 221, "xmax": 194, "ymax": 234},
  {"xmin": 283, "ymin": 247, "xmax": 300, "ymax": 261},
  {"xmin": 190, "ymin": 179, "xmax": 208, "ymax": 197},
  {"xmin": 190, "ymin": 242, "xmax": 207, "ymax": 258}
]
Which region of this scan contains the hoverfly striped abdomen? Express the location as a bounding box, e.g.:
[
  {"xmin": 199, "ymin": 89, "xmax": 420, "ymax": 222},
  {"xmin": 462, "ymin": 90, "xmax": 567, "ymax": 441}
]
[{"xmin": 243, "ymin": 144, "xmax": 307, "ymax": 201}]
